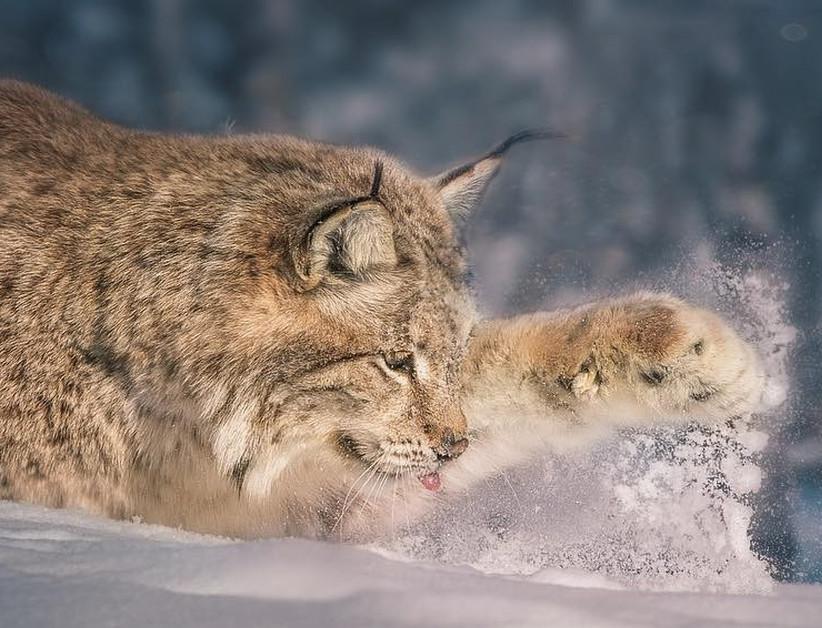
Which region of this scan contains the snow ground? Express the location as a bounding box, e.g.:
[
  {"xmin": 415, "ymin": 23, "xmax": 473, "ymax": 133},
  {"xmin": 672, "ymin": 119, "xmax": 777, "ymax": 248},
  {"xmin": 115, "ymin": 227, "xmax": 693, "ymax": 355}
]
[{"xmin": 0, "ymin": 501, "xmax": 820, "ymax": 628}]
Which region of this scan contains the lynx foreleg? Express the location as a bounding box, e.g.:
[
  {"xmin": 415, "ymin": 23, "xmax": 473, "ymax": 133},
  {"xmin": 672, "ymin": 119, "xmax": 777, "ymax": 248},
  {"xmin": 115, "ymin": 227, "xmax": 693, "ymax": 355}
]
[{"xmin": 461, "ymin": 293, "xmax": 764, "ymax": 445}]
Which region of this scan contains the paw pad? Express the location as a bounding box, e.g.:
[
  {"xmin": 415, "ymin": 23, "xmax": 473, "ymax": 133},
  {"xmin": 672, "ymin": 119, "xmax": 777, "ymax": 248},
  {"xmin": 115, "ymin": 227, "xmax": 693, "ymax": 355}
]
[{"xmin": 641, "ymin": 367, "xmax": 668, "ymax": 385}]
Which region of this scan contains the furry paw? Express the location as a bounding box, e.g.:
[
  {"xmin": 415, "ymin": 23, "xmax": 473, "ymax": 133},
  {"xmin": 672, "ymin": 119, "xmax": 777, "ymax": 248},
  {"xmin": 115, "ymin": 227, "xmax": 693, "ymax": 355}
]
[{"xmin": 582, "ymin": 295, "xmax": 765, "ymax": 421}]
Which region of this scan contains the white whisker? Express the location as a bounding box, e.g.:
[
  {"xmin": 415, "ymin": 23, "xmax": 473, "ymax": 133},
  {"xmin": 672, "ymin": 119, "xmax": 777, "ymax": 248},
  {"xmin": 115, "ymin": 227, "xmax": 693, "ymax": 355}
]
[{"xmin": 332, "ymin": 458, "xmax": 379, "ymax": 536}]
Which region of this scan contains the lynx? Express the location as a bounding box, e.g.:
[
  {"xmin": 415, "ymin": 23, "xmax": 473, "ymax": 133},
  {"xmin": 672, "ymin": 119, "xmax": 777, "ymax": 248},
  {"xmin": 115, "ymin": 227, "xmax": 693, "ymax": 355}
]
[{"xmin": 0, "ymin": 81, "xmax": 763, "ymax": 538}]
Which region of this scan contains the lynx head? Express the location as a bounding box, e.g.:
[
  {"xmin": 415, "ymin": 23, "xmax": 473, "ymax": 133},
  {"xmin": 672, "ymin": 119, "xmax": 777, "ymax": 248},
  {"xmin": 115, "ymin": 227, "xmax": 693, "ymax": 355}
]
[{"xmin": 166, "ymin": 129, "xmax": 556, "ymax": 493}]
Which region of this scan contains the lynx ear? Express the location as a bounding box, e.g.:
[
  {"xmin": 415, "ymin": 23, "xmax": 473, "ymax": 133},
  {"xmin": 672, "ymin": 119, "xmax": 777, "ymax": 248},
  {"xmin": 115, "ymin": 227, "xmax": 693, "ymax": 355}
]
[
  {"xmin": 293, "ymin": 201, "xmax": 397, "ymax": 290},
  {"xmin": 431, "ymin": 129, "xmax": 564, "ymax": 218}
]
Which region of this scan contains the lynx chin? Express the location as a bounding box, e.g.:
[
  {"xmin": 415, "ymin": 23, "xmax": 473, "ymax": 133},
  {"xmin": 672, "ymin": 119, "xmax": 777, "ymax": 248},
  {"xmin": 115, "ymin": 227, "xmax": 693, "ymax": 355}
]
[{"xmin": 0, "ymin": 82, "xmax": 764, "ymax": 539}]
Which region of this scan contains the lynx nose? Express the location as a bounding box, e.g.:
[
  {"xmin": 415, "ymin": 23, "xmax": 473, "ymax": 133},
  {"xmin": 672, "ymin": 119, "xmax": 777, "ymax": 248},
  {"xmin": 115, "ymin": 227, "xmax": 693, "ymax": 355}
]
[{"xmin": 436, "ymin": 428, "xmax": 469, "ymax": 461}]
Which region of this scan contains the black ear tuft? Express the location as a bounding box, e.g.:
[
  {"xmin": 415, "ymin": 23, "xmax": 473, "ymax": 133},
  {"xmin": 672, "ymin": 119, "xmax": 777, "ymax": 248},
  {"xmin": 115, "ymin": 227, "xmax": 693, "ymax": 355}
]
[
  {"xmin": 369, "ymin": 161, "xmax": 384, "ymax": 199},
  {"xmin": 431, "ymin": 128, "xmax": 565, "ymax": 217},
  {"xmin": 482, "ymin": 128, "xmax": 566, "ymax": 160}
]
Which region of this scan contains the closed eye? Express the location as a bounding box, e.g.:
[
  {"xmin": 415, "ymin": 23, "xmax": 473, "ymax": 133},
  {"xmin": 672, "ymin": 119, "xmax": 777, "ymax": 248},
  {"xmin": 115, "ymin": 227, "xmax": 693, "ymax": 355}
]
[{"xmin": 383, "ymin": 351, "xmax": 415, "ymax": 376}]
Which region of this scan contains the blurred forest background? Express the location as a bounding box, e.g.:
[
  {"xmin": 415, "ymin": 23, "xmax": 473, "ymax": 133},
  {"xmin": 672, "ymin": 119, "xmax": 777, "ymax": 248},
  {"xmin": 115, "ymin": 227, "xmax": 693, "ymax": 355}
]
[{"xmin": 1, "ymin": 0, "xmax": 820, "ymax": 580}]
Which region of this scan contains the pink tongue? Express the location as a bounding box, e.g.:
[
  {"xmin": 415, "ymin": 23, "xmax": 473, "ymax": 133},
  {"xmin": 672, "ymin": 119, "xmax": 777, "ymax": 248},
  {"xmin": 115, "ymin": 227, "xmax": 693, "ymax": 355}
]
[{"xmin": 419, "ymin": 472, "xmax": 442, "ymax": 492}]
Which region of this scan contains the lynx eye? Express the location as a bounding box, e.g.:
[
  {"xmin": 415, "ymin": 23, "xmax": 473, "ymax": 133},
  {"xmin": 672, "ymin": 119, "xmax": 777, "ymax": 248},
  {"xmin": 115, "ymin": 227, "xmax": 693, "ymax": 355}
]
[{"xmin": 383, "ymin": 351, "xmax": 415, "ymax": 375}]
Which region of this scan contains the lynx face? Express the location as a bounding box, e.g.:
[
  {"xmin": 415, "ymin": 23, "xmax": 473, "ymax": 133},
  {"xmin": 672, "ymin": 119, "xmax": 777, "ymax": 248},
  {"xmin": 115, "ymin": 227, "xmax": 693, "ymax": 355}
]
[{"xmin": 239, "ymin": 192, "xmax": 476, "ymax": 483}]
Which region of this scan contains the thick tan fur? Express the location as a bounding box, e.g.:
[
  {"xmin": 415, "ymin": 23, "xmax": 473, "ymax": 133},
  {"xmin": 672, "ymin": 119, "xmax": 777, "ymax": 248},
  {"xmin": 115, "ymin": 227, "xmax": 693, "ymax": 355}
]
[{"xmin": 0, "ymin": 82, "xmax": 763, "ymax": 538}]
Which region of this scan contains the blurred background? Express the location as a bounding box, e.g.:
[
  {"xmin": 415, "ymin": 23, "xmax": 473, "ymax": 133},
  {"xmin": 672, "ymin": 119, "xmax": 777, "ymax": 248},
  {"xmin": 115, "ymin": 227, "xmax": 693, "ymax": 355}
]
[{"xmin": 1, "ymin": 0, "xmax": 820, "ymax": 581}]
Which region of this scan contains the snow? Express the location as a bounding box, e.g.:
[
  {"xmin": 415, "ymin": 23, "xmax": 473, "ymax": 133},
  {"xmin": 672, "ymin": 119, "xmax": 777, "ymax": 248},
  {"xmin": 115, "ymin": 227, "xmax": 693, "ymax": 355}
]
[{"xmin": 0, "ymin": 501, "xmax": 820, "ymax": 628}]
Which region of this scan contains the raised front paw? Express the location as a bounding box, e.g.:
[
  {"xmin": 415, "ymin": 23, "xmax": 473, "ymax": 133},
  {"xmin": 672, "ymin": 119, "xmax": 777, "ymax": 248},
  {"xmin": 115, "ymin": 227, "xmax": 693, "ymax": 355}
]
[{"xmin": 575, "ymin": 294, "xmax": 765, "ymax": 421}]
